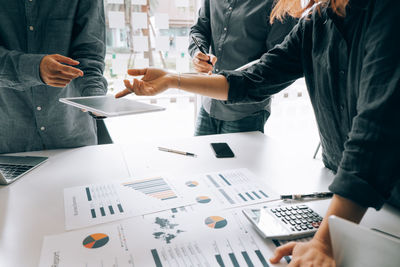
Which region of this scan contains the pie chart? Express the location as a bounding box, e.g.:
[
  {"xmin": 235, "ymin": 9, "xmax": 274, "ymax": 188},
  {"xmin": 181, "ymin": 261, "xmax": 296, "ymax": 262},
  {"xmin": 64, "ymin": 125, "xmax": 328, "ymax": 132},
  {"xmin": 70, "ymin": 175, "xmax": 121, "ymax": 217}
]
[
  {"xmin": 196, "ymin": 196, "xmax": 211, "ymax": 204},
  {"xmin": 205, "ymin": 216, "xmax": 228, "ymax": 229},
  {"xmin": 83, "ymin": 233, "xmax": 109, "ymax": 249},
  {"xmin": 185, "ymin": 181, "xmax": 199, "ymax": 187}
]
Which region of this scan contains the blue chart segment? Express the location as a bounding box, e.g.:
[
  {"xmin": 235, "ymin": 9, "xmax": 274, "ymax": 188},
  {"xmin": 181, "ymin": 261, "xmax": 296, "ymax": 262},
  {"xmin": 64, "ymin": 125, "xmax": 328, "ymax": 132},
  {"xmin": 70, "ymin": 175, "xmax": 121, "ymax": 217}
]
[
  {"xmin": 185, "ymin": 181, "xmax": 199, "ymax": 187},
  {"xmin": 205, "ymin": 216, "xmax": 228, "ymax": 229},
  {"xmin": 85, "ymin": 185, "xmax": 124, "ymax": 219},
  {"xmin": 151, "ymin": 249, "xmax": 163, "ymax": 267},
  {"xmin": 218, "ymin": 174, "xmax": 231, "ymax": 186},
  {"xmin": 196, "ymin": 196, "xmax": 212, "ymax": 204},
  {"xmin": 82, "ymin": 233, "xmax": 109, "ymax": 249},
  {"xmin": 255, "ymin": 250, "xmax": 270, "ymax": 267},
  {"xmin": 229, "ymin": 253, "xmax": 240, "ymax": 267},
  {"xmin": 241, "ymin": 251, "xmax": 255, "ymax": 267},
  {"xmin": 123, "ymin": 177, "xmax": 178, "ymax": 201},
  {"xmin": 215, "ymin": 254, "xmax": 225, "ymax": 267}
]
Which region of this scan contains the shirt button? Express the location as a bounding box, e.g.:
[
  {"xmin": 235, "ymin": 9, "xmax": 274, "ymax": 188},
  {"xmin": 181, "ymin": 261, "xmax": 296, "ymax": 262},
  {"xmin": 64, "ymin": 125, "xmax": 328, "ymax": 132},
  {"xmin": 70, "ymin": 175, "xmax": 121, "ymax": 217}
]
[
  {"xmin": 40, "ymin": 126, "xmax": 45, "ymax": 131},
  {"xmin": 228, "ymin": 7, "xmax": 232, "ymax": 11},
  {"xmin": 218, "ymin": 48, "xmax": 222, "ymax": 51},
  {"xmin": 216, "ymin": 68, "xmax": 219, "ymax": 72},
  {"xmin": 29, "ymin": 26, "xmax": 34, "ymax": 31},
  {"xmin": 37, "ymin": 106, "xmax": 42, "ymax": 111},
  {"xmin": 339, "ymin": 70, "xmax": 345, "ymax": 75},
  {"xmin": 340, "ymin": 105, "xmax": 344, "ymax": 111},
  {"xmin": 224, "ymin": 27, "xmax": 227, "ymax": 31}
]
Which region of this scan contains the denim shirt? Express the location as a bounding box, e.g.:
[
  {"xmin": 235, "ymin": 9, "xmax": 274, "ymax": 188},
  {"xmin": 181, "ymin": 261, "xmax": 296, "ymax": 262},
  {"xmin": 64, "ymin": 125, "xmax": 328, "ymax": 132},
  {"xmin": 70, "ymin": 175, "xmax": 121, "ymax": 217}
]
[
  {"xmin": 189, "ymin": 0, "xmax": 296, "ymax": 121},
  {"xmin": 0, "ymin": 0, "xmax": 107, "ymax": 153},
  {"xmin": 222, "ymin": 0, "xmax": 400, "ymax": 209}
]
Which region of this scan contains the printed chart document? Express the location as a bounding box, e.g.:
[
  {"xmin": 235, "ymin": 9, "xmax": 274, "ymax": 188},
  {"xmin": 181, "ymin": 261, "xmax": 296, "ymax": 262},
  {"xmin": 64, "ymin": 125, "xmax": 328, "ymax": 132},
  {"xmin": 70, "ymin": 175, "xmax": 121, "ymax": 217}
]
[
  {"xmin": 175, "ymin": 168, "xmax": 279, "ymax": 211},
  {"xmin": 64, "ymin": 176, "xmax": 194, "ymax": 230},
  {"xmin": 40, "ymin": 208, "xmax": 284, "ymax": 267}
]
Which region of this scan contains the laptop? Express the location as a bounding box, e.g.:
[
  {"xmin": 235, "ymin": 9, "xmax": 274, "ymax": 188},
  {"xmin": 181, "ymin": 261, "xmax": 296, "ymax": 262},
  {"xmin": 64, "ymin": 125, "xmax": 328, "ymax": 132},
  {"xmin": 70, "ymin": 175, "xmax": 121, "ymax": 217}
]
[
  {"xmin": 0, "ymin": 155, "xmax": 48, "ymax": 185},
  {"xmin": 329, "ymin": 215, "xmax": 400, "ymax": 267},
  {"xmin": 59, "ymin": 95, "xmax": 165, "ymax": 118}
]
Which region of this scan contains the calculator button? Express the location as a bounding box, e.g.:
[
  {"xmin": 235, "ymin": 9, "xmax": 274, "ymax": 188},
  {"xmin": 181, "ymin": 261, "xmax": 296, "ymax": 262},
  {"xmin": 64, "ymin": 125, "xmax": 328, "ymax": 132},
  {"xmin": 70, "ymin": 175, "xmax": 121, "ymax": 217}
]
[
  {"xmin": 270, "ymin": 209, "xmax": 277, "ymax": 213},
  {"xmin": 297, "ymin": 205, "xmax": 308, "ymax": 209},
  {"xmin": 295, "ymin": 226, "xmax": 302, "ymax": 231},
  {"xmin": 307, "ymin": 224, "xmax": 314, "ymax": 229},
  {"xmin": 275, "ymin": 213, "xmax": 282, "ymax": 218},
  {"xmin": 295, "ymin": 219, "xmax": 302, "ymax": 225},
  {"xmin": 281, "ymin": 219, "xmax": 288, "ymax": 224},
  {"xmin": 312, "ymin": 222, "xmax": 321, "ymax": 228},
  {"xmin": 301, "ymin": 225, "xmax": 308, "ymax": 230},
  {"xmin": 281, "ymin": 207, "xmax": 287, "ymax": 211}
]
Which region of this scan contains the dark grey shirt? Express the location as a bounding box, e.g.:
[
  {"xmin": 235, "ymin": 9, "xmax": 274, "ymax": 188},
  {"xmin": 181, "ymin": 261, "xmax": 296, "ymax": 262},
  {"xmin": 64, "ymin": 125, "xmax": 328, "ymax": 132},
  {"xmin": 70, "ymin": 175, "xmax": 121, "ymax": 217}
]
[
  {"xmin": 0, "ymin": 0, "xmax": 107, "ymax": 153},
  {"xmin": 222, "ymin": 0, "xmax": 400, "ymax": 209},
  {"xmin": 189, "ymin": 0, "xmax": 296, "ymax": 121}
]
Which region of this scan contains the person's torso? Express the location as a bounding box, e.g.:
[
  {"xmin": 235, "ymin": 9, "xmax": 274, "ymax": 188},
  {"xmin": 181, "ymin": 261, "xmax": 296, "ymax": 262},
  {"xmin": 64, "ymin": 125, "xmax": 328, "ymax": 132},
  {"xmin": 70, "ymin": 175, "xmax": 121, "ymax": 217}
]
[
  {"xmin": 0, "ymin": 0, "xmax": 97, "ymax": 153},
  {"xmin": 301, "ymin": 2, "xmax": 369, "ymax": 171},
  {"xmin": 205, "ymin": 0, "xmax": 275, "ymax": 120}
]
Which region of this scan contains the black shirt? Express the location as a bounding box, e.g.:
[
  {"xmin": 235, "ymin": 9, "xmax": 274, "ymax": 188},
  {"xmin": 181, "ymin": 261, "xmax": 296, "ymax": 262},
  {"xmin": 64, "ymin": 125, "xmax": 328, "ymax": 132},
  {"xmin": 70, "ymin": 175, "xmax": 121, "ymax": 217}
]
[{"xmin": 222, "ymin": 0, "xmax": 400, "ymax": 209}]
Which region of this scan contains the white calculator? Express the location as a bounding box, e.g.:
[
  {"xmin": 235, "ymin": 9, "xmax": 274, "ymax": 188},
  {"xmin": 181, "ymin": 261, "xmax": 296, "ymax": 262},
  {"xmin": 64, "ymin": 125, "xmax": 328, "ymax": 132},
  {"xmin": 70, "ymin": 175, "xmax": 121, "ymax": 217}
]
[{"xmin": 243, "ymin": 204, "xmax": 323, "ymax": 240}]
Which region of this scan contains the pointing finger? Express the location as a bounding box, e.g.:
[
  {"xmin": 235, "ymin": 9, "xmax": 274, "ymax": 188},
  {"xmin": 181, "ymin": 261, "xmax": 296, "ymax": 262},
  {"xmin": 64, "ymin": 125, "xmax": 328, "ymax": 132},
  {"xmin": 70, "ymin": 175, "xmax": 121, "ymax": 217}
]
[
  {"xmin": 53, "ymin": 54, "xmax": 80, "ymax": 66},
  {"xmin": 115, "ymin": 88, "xmax": 132, "ymax": 98},
  {"xmin": 127, "ymin": 68, "xmax": 147, "ymax": 77},
  {"xmin": 270, "ymin": 242, "xmax": 296, "ymax": 264}
]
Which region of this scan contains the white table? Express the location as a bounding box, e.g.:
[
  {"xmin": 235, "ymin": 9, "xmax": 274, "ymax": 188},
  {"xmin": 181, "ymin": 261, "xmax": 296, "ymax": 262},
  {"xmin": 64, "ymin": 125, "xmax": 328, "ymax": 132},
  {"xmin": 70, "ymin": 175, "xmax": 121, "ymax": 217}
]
[{"xmin": 0, "ymin": 132, "xmax": 399, "ymax": 266}]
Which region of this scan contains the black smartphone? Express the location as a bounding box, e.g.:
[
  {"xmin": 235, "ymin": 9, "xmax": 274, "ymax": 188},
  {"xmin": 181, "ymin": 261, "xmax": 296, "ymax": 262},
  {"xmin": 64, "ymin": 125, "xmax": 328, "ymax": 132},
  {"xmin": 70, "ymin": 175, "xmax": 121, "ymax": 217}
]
[{"xmin": 210, "ymin": 142, "xmax": 235, "ymax": 158}]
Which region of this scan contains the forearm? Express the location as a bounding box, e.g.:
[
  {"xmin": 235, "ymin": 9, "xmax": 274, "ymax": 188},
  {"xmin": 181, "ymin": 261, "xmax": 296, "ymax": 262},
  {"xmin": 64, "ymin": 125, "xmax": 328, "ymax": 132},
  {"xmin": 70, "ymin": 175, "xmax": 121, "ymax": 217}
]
[
  {"xmin": 71, "ymin": 0, "xmax": 107, "ymax": 96},
  {"xmin": 314, "ymin": 194, "xmax": 367, "ymax": 245},
  {"xmin": 0, "ymin": 47, "xmax": 45, "ymax": 89},
  {"xmin": 168, "ymin": 73, "xmax": 229, "ymax": 100}
]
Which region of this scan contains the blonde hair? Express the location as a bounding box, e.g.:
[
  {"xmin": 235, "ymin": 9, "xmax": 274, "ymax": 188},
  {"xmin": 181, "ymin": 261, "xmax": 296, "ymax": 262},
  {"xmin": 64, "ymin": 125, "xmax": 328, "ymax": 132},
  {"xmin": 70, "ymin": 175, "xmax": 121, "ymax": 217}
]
[{"xmin": 270, "ymin": 0, "xmax": 349, "ymax": 23}]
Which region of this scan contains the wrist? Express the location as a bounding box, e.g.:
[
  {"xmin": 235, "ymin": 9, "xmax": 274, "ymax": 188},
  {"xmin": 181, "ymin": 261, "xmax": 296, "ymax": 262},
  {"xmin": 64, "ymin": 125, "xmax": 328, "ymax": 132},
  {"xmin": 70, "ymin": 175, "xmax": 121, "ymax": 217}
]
[{"xmin": 166, "ymin": 73, "xmax": 179, "ymax": 89}]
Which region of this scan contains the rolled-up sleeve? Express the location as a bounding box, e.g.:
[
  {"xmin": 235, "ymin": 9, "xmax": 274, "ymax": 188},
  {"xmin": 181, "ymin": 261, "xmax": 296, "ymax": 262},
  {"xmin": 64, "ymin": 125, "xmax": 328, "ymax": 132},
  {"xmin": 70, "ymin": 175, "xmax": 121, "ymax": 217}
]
[
  {"xmin": 0, "ymin": 47, "xmax": 45, "ymax": 89},
  {"xmin": 70, "ymin": 0, "xmax": 107, "ymax": 96},
  {"xmin": 188, "ymin": 0, "xmax": 211, "ymax": 57},
  {"xmin": 220, "ymin": 20, "xmax": 304, "ymax": 103},
  {"xmin": 329, "ymin": 0, "xmax": 400, "ymax": 209}
]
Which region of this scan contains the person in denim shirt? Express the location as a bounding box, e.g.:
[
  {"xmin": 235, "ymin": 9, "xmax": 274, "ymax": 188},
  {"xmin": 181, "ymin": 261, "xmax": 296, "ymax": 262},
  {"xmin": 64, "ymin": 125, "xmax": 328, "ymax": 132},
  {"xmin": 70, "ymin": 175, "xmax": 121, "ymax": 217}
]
[
  {"xmin": 0, "ymin": 0, "xmax": 107, "ymax": 153},
  {"xmin": 117, "ymin": 0, "xmax": 400, "ymax": 265}
]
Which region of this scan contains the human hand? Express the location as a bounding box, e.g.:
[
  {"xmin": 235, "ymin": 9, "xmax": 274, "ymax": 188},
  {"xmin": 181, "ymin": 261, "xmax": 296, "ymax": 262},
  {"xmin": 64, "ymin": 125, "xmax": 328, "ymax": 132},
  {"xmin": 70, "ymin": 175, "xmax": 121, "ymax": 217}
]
[
  {"xmin": 270, "ymin": 239, "xmax": 335, "ymax": 266},
  {"xmin": 192, "ymin": 51, "xmax": 217, "ymax": 73},
  {"xmin": 115, "ymin": 68, "xmax": 171, "ymax": 98},
  {"xmin": 40, "ymin": 54, "xmax": 84, "ymax": 87}
]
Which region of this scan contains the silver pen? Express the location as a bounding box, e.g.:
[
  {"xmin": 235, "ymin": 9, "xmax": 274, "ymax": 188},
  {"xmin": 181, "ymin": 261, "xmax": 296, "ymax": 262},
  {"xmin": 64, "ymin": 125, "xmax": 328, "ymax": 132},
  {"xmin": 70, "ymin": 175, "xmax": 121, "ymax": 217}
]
[
  {"xmin": 280, "ymin": 192, "xmax": 333, "ymax": 200},
  {"xmin": 158, "ymin": 147, "xmax": 197, "ymax": 157}
]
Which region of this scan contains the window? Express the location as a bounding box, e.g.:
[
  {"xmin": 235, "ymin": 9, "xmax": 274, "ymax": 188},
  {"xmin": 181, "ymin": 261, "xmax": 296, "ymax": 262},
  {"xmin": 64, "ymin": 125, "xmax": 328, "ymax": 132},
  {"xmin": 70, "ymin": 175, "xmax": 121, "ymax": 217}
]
[{"xmin": 104, "ymin": 0, "xmax": 200, "ymax": 93}]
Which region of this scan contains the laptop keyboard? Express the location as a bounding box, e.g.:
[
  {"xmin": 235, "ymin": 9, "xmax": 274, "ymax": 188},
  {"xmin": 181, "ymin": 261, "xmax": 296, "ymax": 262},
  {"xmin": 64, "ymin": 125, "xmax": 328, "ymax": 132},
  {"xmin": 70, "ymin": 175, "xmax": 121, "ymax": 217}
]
[{"xmin": 0, "ymin": 163, "xmax": 33, "ymax": 180}]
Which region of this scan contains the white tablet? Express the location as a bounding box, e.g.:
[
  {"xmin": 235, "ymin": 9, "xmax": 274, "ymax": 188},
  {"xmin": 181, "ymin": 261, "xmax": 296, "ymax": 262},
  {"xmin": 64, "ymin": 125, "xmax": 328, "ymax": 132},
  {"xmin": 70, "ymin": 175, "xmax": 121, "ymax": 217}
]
[{"xmin": 59, "ymin": 95, "xmax": 165, "ymax": 117}]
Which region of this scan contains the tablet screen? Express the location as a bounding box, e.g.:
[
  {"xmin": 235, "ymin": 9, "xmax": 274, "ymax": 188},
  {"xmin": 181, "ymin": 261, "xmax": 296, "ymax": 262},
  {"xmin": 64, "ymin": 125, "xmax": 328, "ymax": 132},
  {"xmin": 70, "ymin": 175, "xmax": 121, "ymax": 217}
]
[{"xmin": 59, "ymin": 96, "xmax": 165, "ymax": 117}]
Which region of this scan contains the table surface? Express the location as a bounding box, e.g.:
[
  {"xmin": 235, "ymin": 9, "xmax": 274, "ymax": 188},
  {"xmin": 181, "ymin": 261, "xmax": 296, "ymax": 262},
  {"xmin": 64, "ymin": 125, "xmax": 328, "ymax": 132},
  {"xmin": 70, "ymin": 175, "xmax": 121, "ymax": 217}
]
[{"xmin": 0, "ymin": 132, "xmax": 399, "ymax": 267}]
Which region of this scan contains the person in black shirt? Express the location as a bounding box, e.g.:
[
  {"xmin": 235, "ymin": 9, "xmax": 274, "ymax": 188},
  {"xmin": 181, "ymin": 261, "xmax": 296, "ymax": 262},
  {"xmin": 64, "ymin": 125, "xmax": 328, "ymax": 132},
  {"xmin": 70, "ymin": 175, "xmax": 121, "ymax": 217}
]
[{"xmin": 116, "ymin": 0, "xmax": 400, "ymax": 265}]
